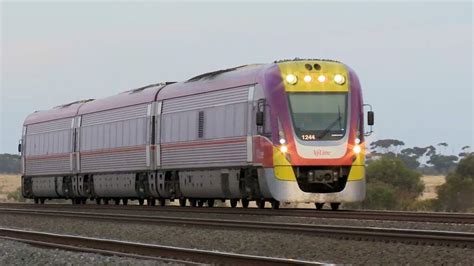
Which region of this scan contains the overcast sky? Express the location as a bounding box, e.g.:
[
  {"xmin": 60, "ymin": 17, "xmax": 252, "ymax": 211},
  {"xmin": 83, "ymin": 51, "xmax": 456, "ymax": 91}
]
[{"xmin": 1, "ymin": 1, "xmax": 472, "ymax": 154}]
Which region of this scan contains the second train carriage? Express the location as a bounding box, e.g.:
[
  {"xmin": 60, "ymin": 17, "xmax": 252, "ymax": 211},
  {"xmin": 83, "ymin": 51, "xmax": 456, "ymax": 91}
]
[{"xmin": 19, "ymin": 59, "xmax": 374, "ymax": 209}]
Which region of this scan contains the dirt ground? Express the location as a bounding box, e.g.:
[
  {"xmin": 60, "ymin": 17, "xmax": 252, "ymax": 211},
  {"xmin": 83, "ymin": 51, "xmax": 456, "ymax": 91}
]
[
  {"xmin": 0, "ymin": 174, "xmax": 21, "ymax": 202},
  {"xmin": 420, "ymin": 175, "xmax": 446, "ymax": 200}
]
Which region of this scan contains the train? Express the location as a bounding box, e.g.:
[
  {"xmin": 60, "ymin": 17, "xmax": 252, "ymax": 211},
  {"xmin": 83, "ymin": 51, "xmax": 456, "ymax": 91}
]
[{"xmin": 19, "ymin": 59, "xmax": 374, "ymax": 210}]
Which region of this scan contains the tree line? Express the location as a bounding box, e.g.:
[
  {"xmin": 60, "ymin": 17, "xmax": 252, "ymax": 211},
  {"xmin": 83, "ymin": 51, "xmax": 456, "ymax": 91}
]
[
  {"xmin": 368, "ymin": 139, "xmax": 471, "ymax": 174},
  {"xmin": 0, "ymin": 154, "xmax": 20, "ymax": 174}
]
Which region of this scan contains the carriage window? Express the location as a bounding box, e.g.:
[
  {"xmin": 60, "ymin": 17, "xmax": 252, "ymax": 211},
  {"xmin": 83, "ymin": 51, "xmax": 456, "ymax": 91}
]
[{"xmin": 288, "ymin": 92, "xmax": 348, "ymax": 141}]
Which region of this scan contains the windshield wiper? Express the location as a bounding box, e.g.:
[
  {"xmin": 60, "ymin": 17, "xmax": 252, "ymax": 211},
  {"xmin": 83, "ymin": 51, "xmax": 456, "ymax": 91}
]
[{"xmin": 318, "ymin": 107, "xmax": 342, "ymax": 139}]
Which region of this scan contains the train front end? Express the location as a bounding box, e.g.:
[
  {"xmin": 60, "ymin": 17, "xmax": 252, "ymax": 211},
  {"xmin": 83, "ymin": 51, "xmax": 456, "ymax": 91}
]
[{"xmin": 260, "ymin": 60, "xmax": 369, "ymax": 206}]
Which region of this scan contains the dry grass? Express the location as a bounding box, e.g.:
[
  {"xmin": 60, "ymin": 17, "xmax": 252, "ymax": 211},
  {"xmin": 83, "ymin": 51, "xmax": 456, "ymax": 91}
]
[
  {"xmin": 0, "ymin": 174, "xmax": 21, "ymax": 202},
  {"xmin": 419, "ymin": 175, "xmax": 446, "ymax": 200}
]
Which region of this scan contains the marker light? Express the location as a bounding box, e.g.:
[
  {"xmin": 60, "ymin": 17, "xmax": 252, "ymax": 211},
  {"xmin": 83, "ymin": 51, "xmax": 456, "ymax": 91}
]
[
  {"xmin": 280, "ymin": 145, "xmax": 288, "ymax": 153},
  {"xmin": 279, "ymin": 138, "xmax": 286, "ymax": 144},
  {"xmin": 303, "ymin": 75, "xmax": 312, "ymax": 83},
  {"xmin": 353, "ymin": 145, "xmax": 361, "ymax": 154},
  {"xmin": 334, "ymin": 74, "xmax": 345, "ymax": 85},
  {"xmin": 317, "ymin": 75, "xmax": 326, "ymax": 82},
  {"xmin": 286, "ymin": 74, "xmax": 298, "ymax": 85},
  {"xmin": 355, "ymin": 138, "xmax": 361, "ymax": 144}
]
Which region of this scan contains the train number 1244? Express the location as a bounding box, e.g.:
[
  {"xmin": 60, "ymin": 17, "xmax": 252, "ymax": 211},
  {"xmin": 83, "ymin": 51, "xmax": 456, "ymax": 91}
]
[{"xmin": 301, "ymin": 134, "xmax": 316, "ymax": 140}]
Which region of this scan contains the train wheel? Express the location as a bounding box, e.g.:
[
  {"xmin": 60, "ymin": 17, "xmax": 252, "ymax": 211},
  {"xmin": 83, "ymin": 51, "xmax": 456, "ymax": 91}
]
[
  {"xmin": 103, "ymin": 199, "xmax": 109, "ymax": 205},
  {"xmin": 241, "ymin": 199, "xmax": 249, "ymax": 208},
  {"xmin": 81, "ymin": 198, "xmax": 87, "ymax": 204},
  {"xmin": 34, "ymin": 198, "xmax": 39, "ymax": 204},
  {"xmin": 256, "ymin": 200, "xmax": 265, "ymax": 209},
  {"xmin": 96, "ymin": 198, "xmax": 101, "ymax": 205},
  {"xmin": 207, "ymin": 199, "xmax": 215, "ymax": 208},
  {"xmin": 230, "ymin": 199, "xmax": 238, "ymax": 208},
  {"xmin": 138, "ymin": 198, "xmax": 144, "ymax": 206},
  {"xmin": 271, "ymin": 200, "xmax": 280, "ymax": 209},
  {"xmin": 114, "ymin": 199, "xmax": 120, "ymax": 205},
  {"xmin": 147, "ymin": 199, "xmax": 156, "ymax": 206},
  {"xmin": 122, "ymin": 199, "xmax": 128, "ymax": 205},
  {"xmin": 159, "ymin": 198, "xmax": 166, "ymax": 206},
  {"xmin": 330, "ymin": 202, "xmax": 340, "ymax": 211},
  {"xmin": 179, "ymin": 198, "xmax": 186, "ymax": 207},
  {"xmin": 39, "ymin": 198, "xmax": 45, "ymax": 204},
  {"xmin": 197, "ymin": 200, "xmax": 204, "ymax": 207},
  {"xmin": 315, "ymin": 203, "xmax": 324, "ymax": 210},
  {"xmin": 190, "ymin": 199, "xmax": 197, "ymax": 207}
]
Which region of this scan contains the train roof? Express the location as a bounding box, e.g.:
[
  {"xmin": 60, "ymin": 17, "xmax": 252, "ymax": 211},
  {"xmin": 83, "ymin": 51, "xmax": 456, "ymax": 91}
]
[
  {"xmin": 157, "ymin": 64, "xmax": 267, "ymax": 100},
  {"xmin": 24, "ymin": 63, "xmax": 272, "ymax": 125},
  {"xmin": 23, "ymin": 101, "xmax": 88, "ymax": 125}
]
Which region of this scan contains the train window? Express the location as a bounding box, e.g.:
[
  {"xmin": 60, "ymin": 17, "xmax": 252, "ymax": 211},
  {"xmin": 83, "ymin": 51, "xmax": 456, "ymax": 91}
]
[{"xmin": 198, "ymin": 111, "xmax": 205, "ymax": 138}]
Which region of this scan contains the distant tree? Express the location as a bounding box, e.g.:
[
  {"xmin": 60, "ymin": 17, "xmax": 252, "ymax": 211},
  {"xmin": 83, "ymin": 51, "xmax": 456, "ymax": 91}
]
[
  {"xmin": 459, "ymin": 152, "xmax": 473, "ymax": 159},
  {"xmin": 399, "ymin": 146, "xmax": 429, "ymax": 169},
  {"xmin": 459, "ymin": 146, "xmax": 472, "ymax": 159},
  {"xmin": 398, "ymin": 155, "xmax": 420, "ymax": 169},
  {"xmin": 357, "ymin": 156, "xmax": 423, "ymax": 210},
  {"xmin": 0, "ymin": 154, "xmax": 21, "ymax": 173},
  {"xmin": 437, "ymin": 142, "xmax": 449, "ymax": 154},
  {"xmin": 426, "ymin": 145, "xmax": 437, "ymax": 157},
  {"xmin": 370, "ymin": 139, "xmax": 405, "ymax": 155},
  {"xmin": 435, "ymin": 155, "xmax": 474, "ymax": 212},
  {"xmin": 427, "ymin": 154, "xmax": 458, "ymax": 174}
]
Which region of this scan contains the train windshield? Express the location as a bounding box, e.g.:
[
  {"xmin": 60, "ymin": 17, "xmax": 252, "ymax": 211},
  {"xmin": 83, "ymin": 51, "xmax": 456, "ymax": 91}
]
[{"xmin": 288, "ymin": 92, "xmax": 348, "ymax": 141}]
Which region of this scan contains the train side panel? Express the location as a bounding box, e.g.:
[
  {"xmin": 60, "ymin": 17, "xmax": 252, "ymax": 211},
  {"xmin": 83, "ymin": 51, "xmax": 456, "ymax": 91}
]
[
  {"xmin": 24, "ymin": 118, "xmax": 74, "ymax": 176},
  {"xmin": 159, "ymin": 85, "xmax": 251, "ymax": 169},
  {"xmin": 79, "ymin": 103, "xmax": 151, "ymax": 173}
]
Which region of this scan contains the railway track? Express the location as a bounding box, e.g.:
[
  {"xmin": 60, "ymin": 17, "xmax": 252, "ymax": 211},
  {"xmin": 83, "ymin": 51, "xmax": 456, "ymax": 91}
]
[
  {"xmin": 0, "ymin": 227, "xmax": 318, "ymax": 265},
  {"xmin": 1, "ymin": 202, "xmax": 473, "ymax": 224},
  {"xmin": 0, "ymin": 207, "xmax": 473, "ymax": 248}
]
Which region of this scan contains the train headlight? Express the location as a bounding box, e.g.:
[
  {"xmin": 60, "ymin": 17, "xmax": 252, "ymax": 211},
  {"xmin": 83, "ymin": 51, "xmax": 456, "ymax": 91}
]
[
  {"xmin": 303, "ymin": 75, "xmax": 312, "ymax": 83},
  {"xmin": 280, "ymin": 145, "xmax": 288, "ymax": 153},
  {"xmin": 334, "ymin": 74, "xmax": 345, "ymax": 85},
  {"xmin": 353, "ymin": 145, "xmax": 361, "ymax": 154},
  {"xmin": 317, "ymin": 75, "xmax": 326, "ymax": 83},
  {"xmin": 286, "ymin": 74, "xmax": 298, "ymax": 85},
  {"xmin": 355, "ymin": 138, "xmax": 361, "ymax": 144},
  {"xmin": 279, "ymin": 138, "xmax": 286, "ymax": 145}
]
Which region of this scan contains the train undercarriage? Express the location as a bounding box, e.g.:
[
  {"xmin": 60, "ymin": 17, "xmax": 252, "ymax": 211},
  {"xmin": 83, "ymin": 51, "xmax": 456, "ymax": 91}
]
[{"xmin": 21, "ymin": 167, "xmax": 344, "ymax": 210}]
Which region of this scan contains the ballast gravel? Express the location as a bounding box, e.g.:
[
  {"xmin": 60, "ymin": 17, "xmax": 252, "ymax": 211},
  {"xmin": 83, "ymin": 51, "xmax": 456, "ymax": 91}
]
[
  {"xmin": 0, "ymin": 239, "xmax": 177, "ymax": 266},
  {"xmin": 9, "ymin": 204, "xmax": 474, "ymax": 233},
  {"xmin": 0, "ymin": 213, "xmax": 472, "ymax": 264},
  {"xmin": 69, "ymin": 207, "xmax": 474, "ymax": 233}
]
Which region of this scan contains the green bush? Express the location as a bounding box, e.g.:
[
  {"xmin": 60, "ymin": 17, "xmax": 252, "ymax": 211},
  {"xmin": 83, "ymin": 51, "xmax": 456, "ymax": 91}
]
[
  {"xmin": 435, "ymin": 155, "xmax": 474, "ymax": 212},
  {"xmin": 361, "ymin": 182, "xmax": 398, "ymax": 210},
  {"xmin": 348, "ymin": 156, "xmax": 424, "ymax": 210}
]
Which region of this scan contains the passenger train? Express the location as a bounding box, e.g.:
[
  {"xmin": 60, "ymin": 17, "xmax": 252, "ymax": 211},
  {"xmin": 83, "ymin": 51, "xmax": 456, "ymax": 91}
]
[{"xmin": 19, "ymin": 59, "xmax": 374, "ymax": 210}]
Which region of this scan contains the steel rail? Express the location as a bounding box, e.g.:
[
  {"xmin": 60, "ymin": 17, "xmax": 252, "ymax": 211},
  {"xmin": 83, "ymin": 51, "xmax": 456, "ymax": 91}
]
[
  {"xmin": 1, "ymin": 203, "xmax": 473, "ymax": 224},
  {"xmin": 0, "ymin": 227, "xmax": 320, "ymax": 265},
  {"xmin": 0, "ymin": 208, "xmax": 473, "ymax": 248}
]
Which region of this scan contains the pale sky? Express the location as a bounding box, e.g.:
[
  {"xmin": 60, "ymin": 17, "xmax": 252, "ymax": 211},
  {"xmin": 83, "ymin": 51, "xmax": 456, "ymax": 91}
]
[{"xmin": 1, "ymin": 1, "xmax": 473, "ymax": 154}]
